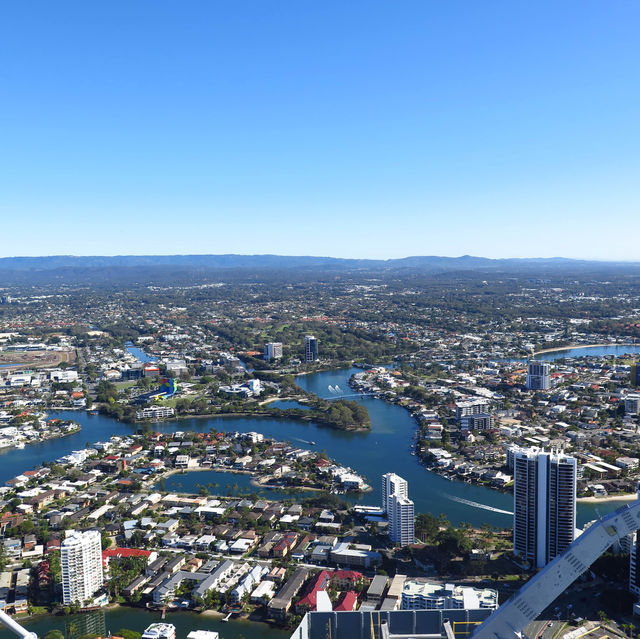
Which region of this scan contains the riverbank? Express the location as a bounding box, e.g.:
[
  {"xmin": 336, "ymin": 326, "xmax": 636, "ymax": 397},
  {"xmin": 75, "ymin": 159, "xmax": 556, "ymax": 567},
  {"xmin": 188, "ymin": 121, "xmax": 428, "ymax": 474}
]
[
  {"xmin": 156, "ymin": 438, "xmax": 370, "ymax": 496},
  {"xmin": 163, "ymin": 466, "xmax": 253, "ymax": 478},
  {"xmin": 0, "ymin": 422, "xmax": 81, "ymax": 454},
  {"xmin": 577, "ymin": 493, "xmax": 637, "ymax": 504},
  {"xmin": 133, "ymin": 407, "xmax": 370, "ymax": 432}
]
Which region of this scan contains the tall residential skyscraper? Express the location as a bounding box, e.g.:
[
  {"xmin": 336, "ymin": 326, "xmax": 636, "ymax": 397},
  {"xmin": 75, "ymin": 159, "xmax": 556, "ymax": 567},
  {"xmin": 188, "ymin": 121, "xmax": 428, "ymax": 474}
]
[
  {"xmin": 382, "ymin": 473, "xmax": 414, "ymax": 547},
  {"xmin": 511, "ymin": 447, "xmax": 576, "ymax": 569},
  {"xmin": 526, "ymin": 360, "xmax": 551, "ymax": 391},
  {"xmin": 628, "ymin": 484, "xmax": 640, "ymax": 600},
  {"xmin": 381, "ymin": 472, "xmax": 408, "ymax": 514},
  {"xmin": 631, "ymin": 363, "xmax": 640, "ymax": 388},
  {"xmin": 304, "ymin": 335, "xmax": 318, "ymax": 362},
  {"xmin": 388, "ymin": 494, "xmax": 415, "ymax": 547},
  {"xmin": 630, "ymin": 533, "xmax": 640, "ymax": 600},
  {"xmin": 264, "ymin": 342, "xmax": 283, "ymax": 361},
  {"xmin": 61, "ymin": 530, "xmax": 104, "ymax": 605}
]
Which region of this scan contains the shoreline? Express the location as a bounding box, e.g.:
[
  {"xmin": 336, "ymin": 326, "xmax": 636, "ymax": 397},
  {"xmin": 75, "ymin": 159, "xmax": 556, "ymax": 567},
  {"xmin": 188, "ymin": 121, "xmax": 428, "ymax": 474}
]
[
  {"xmin": 159, "ymin": 466, "xmax": 370, "ymax": 496},
  {"xmin": 577, "ymin": 493, "xmax": 637, "ymax": 504},
  {"xmin": 133, "ymin": 408, "xmax": 370, "ymax": 432},
  {"xmin": 533, "ymin": 342, "xmax": 637, "ymax": 356}
]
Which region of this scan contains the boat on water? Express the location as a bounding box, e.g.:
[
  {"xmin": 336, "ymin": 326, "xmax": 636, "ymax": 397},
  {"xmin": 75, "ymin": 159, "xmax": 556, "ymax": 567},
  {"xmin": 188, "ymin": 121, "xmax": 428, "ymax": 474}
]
[
  {"xmin": 14, "ymin": 442, "xmax": 25, "ymax": 449},
  {"xmin": 187, "ymin": 632, "xmax": 220, "ymax": 639},
  {"xmin": 141, "ymin": 623, "xmax": 177, "ymax": 639}
]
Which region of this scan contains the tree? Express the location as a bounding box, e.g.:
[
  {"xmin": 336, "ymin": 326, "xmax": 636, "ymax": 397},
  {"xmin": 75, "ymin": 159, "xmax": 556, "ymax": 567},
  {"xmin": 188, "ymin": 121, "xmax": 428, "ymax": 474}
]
[
  {"xmin": 437, "ymin": 528, "xmax": 472, "ymax": 557},
  {"xmin": 45, "ymin": 632, "xmax": 65, "ymax": 639},
  {"xmin": 415, "ymin": 513, "xmax": 439, "ymax": 542}
]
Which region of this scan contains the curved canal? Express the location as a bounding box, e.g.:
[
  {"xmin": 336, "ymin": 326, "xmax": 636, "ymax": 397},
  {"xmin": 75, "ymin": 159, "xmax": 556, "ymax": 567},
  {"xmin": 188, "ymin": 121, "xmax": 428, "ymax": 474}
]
[
  {"xmin": 4, "ymin": 345, "xmax": 638, "ymax": 526},
  {"xmin": 1, "ymin": 345, "xmax": 639, "ymax": 637}
]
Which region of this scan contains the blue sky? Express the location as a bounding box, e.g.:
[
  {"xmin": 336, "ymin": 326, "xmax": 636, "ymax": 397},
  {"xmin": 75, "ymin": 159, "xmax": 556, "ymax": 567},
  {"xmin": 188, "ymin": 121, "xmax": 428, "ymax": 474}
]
[{"xmin": 1, "ymin": 1, "xmax": 639, "ymax": 259}]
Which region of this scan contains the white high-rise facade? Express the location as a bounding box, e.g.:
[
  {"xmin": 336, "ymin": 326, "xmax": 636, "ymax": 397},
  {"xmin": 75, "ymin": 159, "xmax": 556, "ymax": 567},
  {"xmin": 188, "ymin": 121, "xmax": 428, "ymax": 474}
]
[
  {"xmin": 264, "ymin": 342, "xmax": 283, "ymax": 361},
  {"xmin": 512, "ymin": 447, "xmax": 576, "ymax": 569},
  {"xmin": 61, "ymin": 530, "xmax": 104, "ymax": 605},
  {"xmin": 388, "ymin": 494, "xmax": 415, "ymax": 547},
  {"xmin": 526, "ymin": 361, "xmax": 551, "ymax": 391},
  {"xmin": 381, "ymin": 472, "xmax": 408, "ymax": 514},
  {"xmin": 382, "ymin": 473, "xmax": 414, "ymax": 547}
]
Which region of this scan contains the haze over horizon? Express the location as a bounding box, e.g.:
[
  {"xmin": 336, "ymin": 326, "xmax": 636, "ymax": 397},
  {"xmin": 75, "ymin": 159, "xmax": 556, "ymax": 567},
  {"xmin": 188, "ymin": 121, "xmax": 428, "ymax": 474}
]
[
  {"xmin": 2, "ymin": 1, "xmax": 639, "ymax": 260},
  {"xmin": 0, "ymin": 252, "xmax": 638, "ymax": 265}
]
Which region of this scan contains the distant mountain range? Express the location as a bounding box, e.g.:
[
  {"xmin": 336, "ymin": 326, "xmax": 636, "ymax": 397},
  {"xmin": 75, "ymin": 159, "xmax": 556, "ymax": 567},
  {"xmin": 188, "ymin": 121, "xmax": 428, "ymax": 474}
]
[
  {"xmin": 0, "ymin": 254, "xmax": 635, "ymax": 271},
  {"xmin": 0, "ymin": 254, "xmax": 639, "ymax": 286}
]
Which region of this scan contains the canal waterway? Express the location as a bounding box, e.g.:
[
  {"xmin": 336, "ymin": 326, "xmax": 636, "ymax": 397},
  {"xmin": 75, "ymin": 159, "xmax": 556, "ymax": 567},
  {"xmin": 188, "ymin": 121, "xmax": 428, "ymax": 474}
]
[
  {"xmin": 2, "ymin": 345, "xmax": 638, "ymax": 637},
  {"xmin": 157, "ymin": 469, "xmax": 313, "ymax": 502},
  {"xmin": 0, "ymin": 607, "xmax": 288, "ymax": 639},
  {"xmin": 2, "ymin": 345, "xmax": 638, "ymax": 531}
]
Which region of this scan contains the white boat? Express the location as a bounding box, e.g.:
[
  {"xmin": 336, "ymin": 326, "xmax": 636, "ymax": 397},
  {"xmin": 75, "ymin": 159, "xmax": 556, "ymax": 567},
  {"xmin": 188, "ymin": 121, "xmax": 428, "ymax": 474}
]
[
  {"xmin": 14, "ymin": 442, "xmax": 25, "ymax": 449},
  {"xmin": 142, "ymin": 624, "xmax": 176, "ymax": 639}
]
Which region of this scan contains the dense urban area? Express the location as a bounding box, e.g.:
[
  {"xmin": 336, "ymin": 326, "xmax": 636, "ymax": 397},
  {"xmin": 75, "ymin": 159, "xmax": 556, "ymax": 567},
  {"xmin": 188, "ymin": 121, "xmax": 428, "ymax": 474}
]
[{"xmin": 2, "ymin": 260, "xmax": 640, "ymax": 639}]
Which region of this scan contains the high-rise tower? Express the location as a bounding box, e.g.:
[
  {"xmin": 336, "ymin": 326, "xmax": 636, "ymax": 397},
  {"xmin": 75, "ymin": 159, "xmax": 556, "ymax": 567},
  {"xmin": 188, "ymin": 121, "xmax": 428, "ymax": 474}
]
[
  {"xmin": 61, "ymin": 530, "xmax": 104, "ymax": 605},
  {"xmin": 526, "ymin": 361, "xmax": 551, "ymax": 390},
  {"xmin": 511, "ymin": 447, "xmax": 576, "ymax": 569}
]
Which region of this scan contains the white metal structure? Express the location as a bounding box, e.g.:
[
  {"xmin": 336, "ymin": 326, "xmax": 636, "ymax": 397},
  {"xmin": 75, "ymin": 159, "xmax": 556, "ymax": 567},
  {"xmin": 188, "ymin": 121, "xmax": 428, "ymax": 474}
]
[
  {"xmin": 0, "ymin": 609, "xmax": 37, "ymax": 639},
  {"xmin": 472, "ymin": 495, "xmax": 640, "ymax": 639}
]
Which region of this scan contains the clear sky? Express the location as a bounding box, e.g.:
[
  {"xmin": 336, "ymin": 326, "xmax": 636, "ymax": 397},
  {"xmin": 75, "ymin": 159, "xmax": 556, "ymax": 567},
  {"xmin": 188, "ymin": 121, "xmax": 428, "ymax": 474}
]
[{"xmin": 1, "ymin": 1, "xmax": 639, "ymax": 260}]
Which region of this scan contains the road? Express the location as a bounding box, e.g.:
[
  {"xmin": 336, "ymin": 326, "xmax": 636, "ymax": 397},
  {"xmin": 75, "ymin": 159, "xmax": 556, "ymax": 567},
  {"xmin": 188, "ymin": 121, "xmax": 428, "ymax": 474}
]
[{"xmin": 524, "ymin": 620, "xmax": 556, "ymax": 639}]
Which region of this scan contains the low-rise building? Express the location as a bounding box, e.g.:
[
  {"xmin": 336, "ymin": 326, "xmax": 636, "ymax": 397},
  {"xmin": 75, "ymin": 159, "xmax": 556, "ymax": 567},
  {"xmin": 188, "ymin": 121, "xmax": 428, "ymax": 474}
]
[{"xmin": 400, "ymin": 580, "xmax": 498, "ymax": 611}]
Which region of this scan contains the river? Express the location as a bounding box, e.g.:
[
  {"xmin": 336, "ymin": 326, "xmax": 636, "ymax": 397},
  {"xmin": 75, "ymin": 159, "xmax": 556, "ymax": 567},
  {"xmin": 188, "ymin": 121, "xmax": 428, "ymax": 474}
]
[
  {"xmin": 2, "ymin": 362, "xmax": 623, "ymax": 527},
  {"xmin": 0, "ymin": 608, "xmax": 288, "ymax": 639},
  {"xmin": 1, "ymin": 345, "xmax": 636, "ymax": 637}
]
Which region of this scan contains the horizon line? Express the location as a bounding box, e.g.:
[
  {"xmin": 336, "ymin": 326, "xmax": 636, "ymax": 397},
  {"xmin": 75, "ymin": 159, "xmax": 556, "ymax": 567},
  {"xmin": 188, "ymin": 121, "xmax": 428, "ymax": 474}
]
[{"xmin": 0, "ymin": 253, "xmax": 639, "ymax": 263}]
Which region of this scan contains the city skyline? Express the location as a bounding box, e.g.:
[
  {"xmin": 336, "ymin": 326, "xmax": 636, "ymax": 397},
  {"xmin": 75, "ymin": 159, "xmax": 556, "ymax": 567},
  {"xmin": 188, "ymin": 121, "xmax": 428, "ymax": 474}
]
[{"xmin": 2, "ymin": 1, "xmax": 639, "ymax": 260}]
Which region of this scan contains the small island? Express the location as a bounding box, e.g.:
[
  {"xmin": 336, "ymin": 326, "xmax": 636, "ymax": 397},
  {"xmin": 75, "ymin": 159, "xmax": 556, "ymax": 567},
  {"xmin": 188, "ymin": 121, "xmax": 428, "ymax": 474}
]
[{"xmin": 96, "ymin": 371, "xmax": 371, "ymax": 432}]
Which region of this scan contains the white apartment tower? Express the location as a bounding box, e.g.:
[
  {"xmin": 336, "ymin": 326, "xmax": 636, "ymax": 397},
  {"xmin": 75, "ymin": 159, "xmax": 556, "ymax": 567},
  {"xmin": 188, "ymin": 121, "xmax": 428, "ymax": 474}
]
[
  {"xmin": 526, "ymin": 360, "xmax": 551, "ymax": 391},
  {"xmin": 388, "ymin": 494, "xmax": 415, "ymax": 547},
  {"xmin": 264, "ymin": 342, "xmax": 283, "ymax": 361},
  {"xmin": 304, "ymin": 335, "xmax": 318, "ymax": 362},
  {"xmin": 382, "ymin": 473, "xmax": 414, "ymax": 547},
  {"xmin": 382, "ymin": 472, "xmax": 408, "ymax": 514},
  {"xmin": 61, "ymin": 530, "xmax": 104, "ymax": 605},
  {"xmin": 512, "ymin": 447, "xmax": 577, "ymax": 569}
]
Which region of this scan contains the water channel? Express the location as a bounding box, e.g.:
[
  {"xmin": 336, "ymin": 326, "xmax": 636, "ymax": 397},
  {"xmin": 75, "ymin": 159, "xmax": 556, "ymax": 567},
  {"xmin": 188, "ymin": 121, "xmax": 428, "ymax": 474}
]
[
  {"xmin": 0, "ymin": 608, "xmax": 288, "ymax": 639},
  {"xmin": 3, "ymin": 344, "xmax": 640, "ymax": 637}
]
